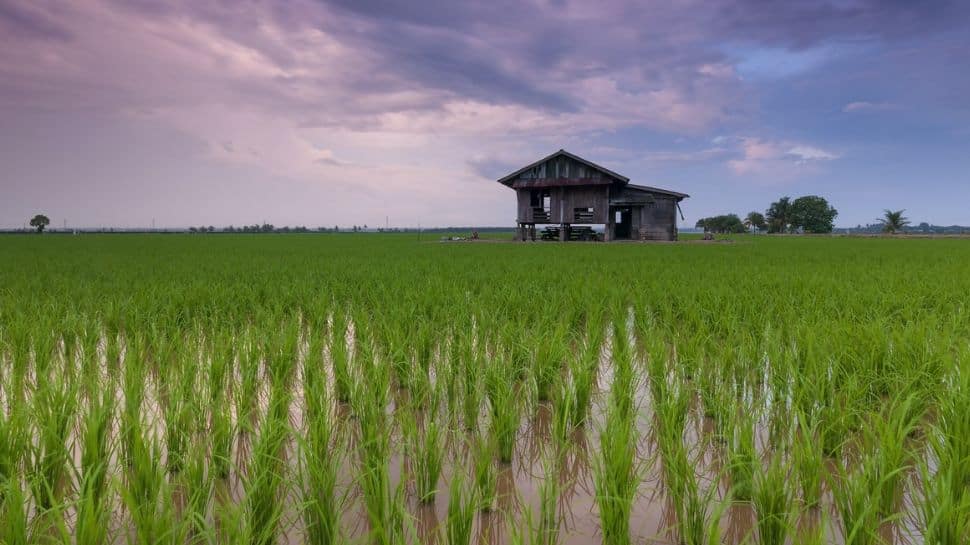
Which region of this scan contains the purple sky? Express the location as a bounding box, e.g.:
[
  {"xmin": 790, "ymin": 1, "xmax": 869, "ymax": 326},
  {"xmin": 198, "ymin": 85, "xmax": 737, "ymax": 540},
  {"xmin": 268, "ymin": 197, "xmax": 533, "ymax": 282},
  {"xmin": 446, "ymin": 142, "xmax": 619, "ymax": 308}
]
[{"xmin": 2, "ymin": 0, "xmax": 969, "ymax": 229}]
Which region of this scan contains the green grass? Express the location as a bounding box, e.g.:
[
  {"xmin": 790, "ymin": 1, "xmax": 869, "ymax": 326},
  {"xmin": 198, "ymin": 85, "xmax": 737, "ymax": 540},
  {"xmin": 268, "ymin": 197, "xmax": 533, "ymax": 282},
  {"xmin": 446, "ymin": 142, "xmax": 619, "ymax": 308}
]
[{"xmin": 1, "ymin": 233, "xmax": 969, "ymax": 543}]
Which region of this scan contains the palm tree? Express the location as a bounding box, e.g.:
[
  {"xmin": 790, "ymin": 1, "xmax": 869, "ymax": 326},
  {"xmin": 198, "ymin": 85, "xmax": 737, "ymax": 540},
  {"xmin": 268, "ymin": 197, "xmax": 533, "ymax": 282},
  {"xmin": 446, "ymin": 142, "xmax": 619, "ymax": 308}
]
[
  {"xmin": 879, "ymin": 209, "xmax": 909, "ymax": 234},
  {"xmin": 744, "ymin": 212, "xmax": 766, "ymax": 233}
]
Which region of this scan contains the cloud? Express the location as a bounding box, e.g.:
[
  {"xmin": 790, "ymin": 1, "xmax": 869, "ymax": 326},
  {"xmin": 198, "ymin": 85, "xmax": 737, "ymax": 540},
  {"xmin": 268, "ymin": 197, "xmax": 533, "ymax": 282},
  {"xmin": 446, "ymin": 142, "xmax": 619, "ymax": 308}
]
[
  {"xmin": 842, "ymin": 101, "xmax": 897, "ymax": 113},
  {"xmin": 787, "ymin": 145, "xmax": 839, "ymax": 162},
  {"xmin": 727, "ymin": 137, "xmax": 839, "ymax": 175},
  {"xmin": 0, "ymin": 0, "xmax": 967, "ymax": 227}
]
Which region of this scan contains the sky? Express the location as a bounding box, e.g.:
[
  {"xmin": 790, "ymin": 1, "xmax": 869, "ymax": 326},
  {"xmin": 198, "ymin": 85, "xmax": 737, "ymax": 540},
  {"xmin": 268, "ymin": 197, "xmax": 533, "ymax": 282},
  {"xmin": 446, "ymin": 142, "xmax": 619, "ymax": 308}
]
[{"xmin": 1, "ymin": 0, "xmax": 969, "ymax": 229}]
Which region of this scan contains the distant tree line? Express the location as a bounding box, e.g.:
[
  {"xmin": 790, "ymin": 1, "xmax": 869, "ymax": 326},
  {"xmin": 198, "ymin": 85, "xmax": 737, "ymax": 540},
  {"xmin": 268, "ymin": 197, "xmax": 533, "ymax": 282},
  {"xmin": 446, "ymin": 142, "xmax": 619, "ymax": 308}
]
[{"xmin": 697, "ymin": 195, "xmax": 839, "ymax": 234}]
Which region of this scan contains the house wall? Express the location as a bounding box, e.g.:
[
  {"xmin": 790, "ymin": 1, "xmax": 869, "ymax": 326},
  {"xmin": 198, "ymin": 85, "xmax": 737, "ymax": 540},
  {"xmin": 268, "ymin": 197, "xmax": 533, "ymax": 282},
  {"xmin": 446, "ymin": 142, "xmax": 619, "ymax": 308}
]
[
  {"xmin": 556, "ymin": 186, "xmax": 609, "ymax": 223},
  {"xmin": 517, "ymin": 186, "xmax": 609, "ymax": 223},
  {"xmin": 637, "ymin": 197, "xmax": 678, "ymax": 240}
]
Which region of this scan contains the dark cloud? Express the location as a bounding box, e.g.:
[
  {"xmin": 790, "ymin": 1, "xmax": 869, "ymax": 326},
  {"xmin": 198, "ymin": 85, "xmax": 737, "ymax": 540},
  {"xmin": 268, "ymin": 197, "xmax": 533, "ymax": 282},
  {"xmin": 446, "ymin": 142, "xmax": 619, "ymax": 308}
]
[{"xmin": 0, "ymin": 1, "xmax": 74, "ymax": 41}]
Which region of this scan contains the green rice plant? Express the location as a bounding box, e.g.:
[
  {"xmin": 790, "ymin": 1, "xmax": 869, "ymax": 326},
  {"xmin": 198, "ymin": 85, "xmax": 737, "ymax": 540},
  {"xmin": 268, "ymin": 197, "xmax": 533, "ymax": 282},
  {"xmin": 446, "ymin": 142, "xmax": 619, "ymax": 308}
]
[
  {"xmin": 300, "ymin": 350, "xmax": 344, "ymax": 545},
  {"xmin": 445, "ymin": 469, "xmax": 476, "ymax": 545},
  {"xmin": 353, "ymin": 359, "xmax": 409, "ymax": 545},
  {"xmin": 0, "ymin": 478, "xmax": 30, "ymax": 545},
  {"xmin": 242, "ymin": 415, "xmax": 289, "ymax": 545},
  {"xmin": 593, "ymin": 384, "xmax": 639, "ymax": 545},
  {"xmin": 162, "ymin": 359, "xmax": 197, "ymax": 474},
  {"xmin": 486, "ymin": 357, "xmax": 521, "ymax": 464},
  {"xmin": 828, "ymin": 455, "xmax": 881, "ymax": 545},
  {"xmin": 752, "ymin": 453, "xmax": 793, "ymax": 545},
  {"xmin": 551, "ymin": 378, "xmax": 575, "ymax": 459},
  {"xmin": 330, "ymin": 311, "xmax": 352, "ymax": 403},
  {"xmin": 535, "ymin": 455, "xmax": 561, "ymax": 545},
  {"xmin": 210, "ymin": 395, "xmax": 234, "ymax": 480},
  {"xmin": 912, "ymin": 358, "xmax": 970, "ymax": 543},
  {"xmin": 406, "ymin": 412, "xmax": 445, "ymax": 503},
  {"xmin": 74, "ymin": 390, "xmax": 115, "ymax": 545},
  {"xmin": 460, "ymin": 350, "xmax": 482, "ymax": 432},
  {"xmin": 0, "ymin": 403, "xmax": 28, "ymax": 506},
  {"xmin": 533, "ymin": 322, "xmax": 567, "ymax": 403},
  {"xmin": 724, "ymin": 400, "xmax": 757, "ymax": 502},
  {"xmin": 792, "ymin": 410, "xmax": 824, "ymax": 508},
  {"xmin": 655, "ymin": 378, "xmax": 689, "ymax": 494},
  {"xmin": 27, "ymin": 376, "xmax": 76, "ymax": 510},
  {"xmin": 471, "ymin": 433, "xmax": 498, "ymax": 511},
  {"xmin": 237, "ymin": 333, "xmax": 262, "ymax": 432},
  {"xmin": 869, "ymin": 394, "xmax": 922, "ymax": 518},
  {"xmin": 121, "ymin": 336, "xmax": 148, "ymax": 468},
  {"xmin": 181, "ymin": 436, "xmax": 214, "ymax": 544},
  {"xmin": 120, "ymin": 423, "xmax": 181, "ymax": 544},
  {"xmin": 913, "ymin": 445, "xmax": 970, "ymax": 544},
  {"xmin": 568, "ymin": 335, "xmax": 599, "ymax": 428}
]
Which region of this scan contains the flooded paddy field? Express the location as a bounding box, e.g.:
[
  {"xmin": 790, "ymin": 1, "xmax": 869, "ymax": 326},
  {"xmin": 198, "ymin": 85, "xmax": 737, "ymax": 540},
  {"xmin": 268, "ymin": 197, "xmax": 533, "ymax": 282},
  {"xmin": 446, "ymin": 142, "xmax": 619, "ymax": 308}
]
[{"xmin": 1, "ymin": 234, "xmax": 968, "ymax": 544}]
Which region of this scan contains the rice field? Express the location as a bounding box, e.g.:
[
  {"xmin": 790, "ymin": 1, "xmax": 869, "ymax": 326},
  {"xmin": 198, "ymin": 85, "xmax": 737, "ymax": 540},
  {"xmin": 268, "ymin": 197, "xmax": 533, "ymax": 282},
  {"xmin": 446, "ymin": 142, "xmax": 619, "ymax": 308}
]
[{"xmin": 1, "ymin": 233, "xmax": 968, "ymax": 545}]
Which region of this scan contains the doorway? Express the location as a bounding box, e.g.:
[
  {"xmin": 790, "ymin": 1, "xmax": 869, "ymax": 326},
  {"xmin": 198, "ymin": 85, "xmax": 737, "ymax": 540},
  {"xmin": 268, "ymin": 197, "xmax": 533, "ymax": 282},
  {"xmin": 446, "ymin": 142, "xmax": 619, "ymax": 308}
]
[{"xmin": 613, "ymin": 207, "xmax": 632, "ymax": 239}]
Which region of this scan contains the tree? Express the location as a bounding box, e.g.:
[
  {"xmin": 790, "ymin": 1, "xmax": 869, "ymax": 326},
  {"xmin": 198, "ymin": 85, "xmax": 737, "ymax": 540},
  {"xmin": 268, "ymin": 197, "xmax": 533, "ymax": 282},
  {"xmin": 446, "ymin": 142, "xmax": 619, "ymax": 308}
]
[
  {"xmin": 744, "ymin": 212, "xmax": 767, "ymax": 233},
  {"xmin": 790, "ymin": 195, "xmax": 838, "ymax": 233},
  {"xmin": 695, "ymin": 214, "xmax": 745, "ymax": 234},
  {"xmin": 29, "ymin": 214, "xmax": 50, "ymax": 233},
  {"xmin": 766, "ymin": 197, "xmax": 793, "ymax": 233},
  {"xmin": 879, "ymin": 209, "xmax": 909, "ymax": 234}
]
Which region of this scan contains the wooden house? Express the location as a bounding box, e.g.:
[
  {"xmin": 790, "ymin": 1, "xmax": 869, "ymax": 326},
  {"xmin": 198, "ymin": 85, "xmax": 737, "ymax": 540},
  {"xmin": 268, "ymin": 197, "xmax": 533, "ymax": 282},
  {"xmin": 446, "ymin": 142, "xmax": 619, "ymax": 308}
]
[{"xmin": 497, "ymin": 150, "xmax": 688, "ymax": 241}]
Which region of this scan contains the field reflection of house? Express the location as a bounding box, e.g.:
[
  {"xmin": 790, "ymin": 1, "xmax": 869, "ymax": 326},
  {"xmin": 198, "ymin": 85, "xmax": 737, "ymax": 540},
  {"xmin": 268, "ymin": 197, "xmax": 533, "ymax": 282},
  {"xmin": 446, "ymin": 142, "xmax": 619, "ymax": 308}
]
[{"xmin": 497, "ymin": 150, "xmax": 689, "ymax": 241}]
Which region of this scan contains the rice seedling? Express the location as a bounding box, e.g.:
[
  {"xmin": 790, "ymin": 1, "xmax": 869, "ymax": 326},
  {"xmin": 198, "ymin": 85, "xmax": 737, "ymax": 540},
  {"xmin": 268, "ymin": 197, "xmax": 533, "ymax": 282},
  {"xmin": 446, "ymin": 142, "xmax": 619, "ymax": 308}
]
[
  {"xmin": 330, "ymin": 311, "xmax": 353, "ymax": 404},
  {"xmin": 724, "ymin": 403, "xmax": 757, "ymax": 503},
  {"xmin": 445, "ymin": 469, "xmax": 476, "ymax": 545},
  {"xmin": 792, "ymin": 409, "xmax": 824, "ymax": 508},
  {"xmin": 593, "ymin": 365, "xmax": 639, "ymax": 545},
  {"xmin": 829, "ymin": 455, "xmax": 881, "ymax": 545},
  {"xmin": 486, "ymin": 357, "xmax": 522, "ymax": 464},
  {"xmin": 869, "ymin": 393, "xmax": 922, "ymax": 518},
  {"xmin": 0, "ymin": 478, "xmax": 30, "ymax": 545},
  {"xmin": 27, "ymin": 375, "xmax": 76, "ymax": 510},
  {"xmin": 471, "ymin": 432, "xmax": 498, "ymax": 511},
  {"xmin": 73, "ymin": 389, "xmax": 115, "ymax": 545},
  {"xmin": 752, "ymin": 453, "xmax": 793, "ymax": 545},
  {"xmin": 405, "ymin": 411, "xmax": 445, "ymax": 503},
  {"xmin": 242, "ymin": 413, "xmax": 289, "ymax": 545}
]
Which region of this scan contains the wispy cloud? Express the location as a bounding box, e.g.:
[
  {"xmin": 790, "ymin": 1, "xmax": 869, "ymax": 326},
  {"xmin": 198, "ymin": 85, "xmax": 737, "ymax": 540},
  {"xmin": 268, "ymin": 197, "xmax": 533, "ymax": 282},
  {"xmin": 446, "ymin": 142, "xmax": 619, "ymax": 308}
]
[
  {"xmin": 842, "ymin": 101, "xmax": 898, "ymax": 113},
  {"xmin": 727, "ymin": 137, "xmax": 839, "ymax": 176}
]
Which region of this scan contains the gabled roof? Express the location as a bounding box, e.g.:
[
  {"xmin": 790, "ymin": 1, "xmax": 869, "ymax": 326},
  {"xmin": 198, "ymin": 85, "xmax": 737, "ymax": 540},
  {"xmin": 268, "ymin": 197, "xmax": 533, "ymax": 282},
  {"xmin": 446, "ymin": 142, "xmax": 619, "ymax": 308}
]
[
  {"xmin": 627, "ymin": 183, "xmax": 690, "ymax": 200},
  {"xmin": 497, "ymin": 149, "xmax": 630, "ymax": 186}
]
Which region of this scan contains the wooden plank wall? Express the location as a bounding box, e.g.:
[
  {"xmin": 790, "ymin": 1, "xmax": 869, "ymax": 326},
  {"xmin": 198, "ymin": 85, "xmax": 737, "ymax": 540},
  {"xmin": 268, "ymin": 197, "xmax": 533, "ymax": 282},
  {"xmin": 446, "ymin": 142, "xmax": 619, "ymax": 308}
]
[{"xmin": 637, "ymin": 197, "xmax": 678, "ymax": 240}]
